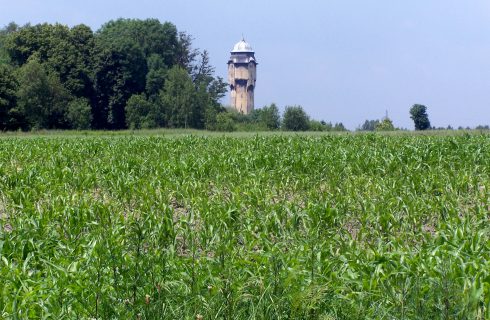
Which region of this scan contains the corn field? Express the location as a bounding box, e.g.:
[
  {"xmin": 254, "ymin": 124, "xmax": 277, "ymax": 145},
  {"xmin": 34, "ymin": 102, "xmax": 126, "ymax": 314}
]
[{"xmin": 0, "ymin": 134, "xmax": 489, "ymax": 319}]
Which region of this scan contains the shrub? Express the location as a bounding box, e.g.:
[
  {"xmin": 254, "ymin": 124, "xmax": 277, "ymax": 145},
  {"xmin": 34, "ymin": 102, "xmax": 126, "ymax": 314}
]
[
  {"xmin": 282, "ymin": 105, "xmax": 310, "ymax": 131},
  {"xmin": 67, "ymin": 98, "xmax": 92, "ymax": 130},
  {"xmin": 215, "ymin": 112, "xmax": 236, "ymax": 132}
]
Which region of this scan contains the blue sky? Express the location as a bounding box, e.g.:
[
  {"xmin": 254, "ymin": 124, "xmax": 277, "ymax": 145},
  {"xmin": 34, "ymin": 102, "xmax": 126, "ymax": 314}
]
[{"xmin": 2, "ymin": 0, "xmax": 490, "ymax": 129}]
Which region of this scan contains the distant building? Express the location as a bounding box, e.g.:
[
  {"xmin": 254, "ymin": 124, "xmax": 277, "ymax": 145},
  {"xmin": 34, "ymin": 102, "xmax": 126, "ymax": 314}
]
[{"xmin": 228, "ymin": 38, "xmax": 257, "ymax": 114}]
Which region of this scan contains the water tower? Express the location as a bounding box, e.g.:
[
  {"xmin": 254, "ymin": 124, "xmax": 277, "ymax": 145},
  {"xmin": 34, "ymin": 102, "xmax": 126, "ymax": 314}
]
[{"xmin": 227, "ymin": 38, "xmax": 257, "ymax": 114}]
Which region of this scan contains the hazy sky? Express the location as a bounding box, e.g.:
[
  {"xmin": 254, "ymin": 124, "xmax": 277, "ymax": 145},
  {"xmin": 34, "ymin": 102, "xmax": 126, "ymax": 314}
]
[{"xmin": 2, "ymin": 0, "xmax": 490, "ymax": 129}]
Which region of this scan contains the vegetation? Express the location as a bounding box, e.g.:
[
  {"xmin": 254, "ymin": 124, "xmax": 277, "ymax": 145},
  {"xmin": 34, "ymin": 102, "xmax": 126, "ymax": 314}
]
[
  {"xmin": 212, "ymin": 105, "xmax": 346, "ymax": 133},
  {"xmin": 1, "ymin": 21, "xmax": 487, "ymax": 132},
  {"xmin": 250, "ymin": 103, "xmax": 281, "ymax": 130},
  {"xmin": 0, "ymin": 20, "xmax": 226, "ymax": 131},
  {"xmin": 358, "ymin": 119, "xmax": 380, "ymax": 131},
  {"xmin": 0, "ymin": 64, "xmax": 19, "ymax": 130},
  {"xmin": 0, "ymin": 134, "xmax": 489, "ymax": 318},
  {"xmin": 410, "ymin": 104, "xmax": 431, "ymax": 130},
  {"xmin": 1, "ymin": 15, "xmax": 489, "ymax": 320},
  {"xmin": 375, "ymin": 117, "xmax": 395, "ymax": 131},
  {"xmin": 282, "ymin": 105, "xmax": 310, "ymax": 131}
]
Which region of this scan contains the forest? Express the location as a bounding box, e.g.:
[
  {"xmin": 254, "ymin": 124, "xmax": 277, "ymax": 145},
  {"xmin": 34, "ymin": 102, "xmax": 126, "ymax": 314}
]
[{"xmin": 0, "ymin": 19, "xmax": 228, "ymax": 131}]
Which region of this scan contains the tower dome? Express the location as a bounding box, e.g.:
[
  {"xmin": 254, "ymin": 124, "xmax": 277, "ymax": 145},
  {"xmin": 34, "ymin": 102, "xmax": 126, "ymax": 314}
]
[{"xmin": 232, "ymin": 39, "xmax": 254, "ymax": 53}]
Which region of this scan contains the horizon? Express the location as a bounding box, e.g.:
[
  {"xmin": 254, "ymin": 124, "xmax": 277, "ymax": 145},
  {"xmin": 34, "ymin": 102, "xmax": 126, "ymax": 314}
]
[{"xmin": 2, "ymin": 0, "xmax": 490, "ymax": 130}]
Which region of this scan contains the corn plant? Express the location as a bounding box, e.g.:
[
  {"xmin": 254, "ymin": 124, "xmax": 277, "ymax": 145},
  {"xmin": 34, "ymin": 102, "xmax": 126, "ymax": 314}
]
[{"xmin": 0, "ymin": 134, "xmax": 489, "ymax": 319}]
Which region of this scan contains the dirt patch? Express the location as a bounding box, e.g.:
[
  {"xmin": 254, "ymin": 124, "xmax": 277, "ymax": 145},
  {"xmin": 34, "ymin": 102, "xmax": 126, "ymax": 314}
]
[
  {"xmin": 3, "ymin": 223, "xmax": 12, "ymax": 233},
  {"xmin": 344, "ymin": 218, "xmax": 361, "ymax": 240},
  {"xmin": 422, "ymin": 223, "xmax": 436, "ymax": 235},
  {"xmin": 92, "ymin": 187, "xmax": 113, "ymax": 205},
  {"xmin": 0, "ymin": 197, "xmax": 5, "ymax": 219},
  {"xmin": 0, "ymin": 195, "xmax": 12, "ymax": 233},
  {"xmin": 169, "ymin": 197, "xmax": 207, "ymax": 257}
]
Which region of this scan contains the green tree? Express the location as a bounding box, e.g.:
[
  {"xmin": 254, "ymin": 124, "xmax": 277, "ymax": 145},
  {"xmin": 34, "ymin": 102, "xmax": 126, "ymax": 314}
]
[
  {"xmin": 191, "ymin": 50, "xmax": 227, "ymax": 129},
  {"xmin": 259, "ymin": 103, "xmax": 280, "ymax": 130},
  {"xmin": 0, "ymin": 65, "xmax": 18, "ymax": 130},
  {"xmin": 4, "ymin": 23, "xmax": 96, "ymax": 97},
  {"xmin": 2, "ymin": 19, "xmax": 225, "ymax": 131},
  {"xmin": 0, "ymin": 22, "xmax": 19, "ymax": 65},
  {"xmin": 66, "ymin": 98, "xmax": 92, "ymax": 129},
  {"xmin": 204, "ymin": 105, "xmax": 220, "ymax": 130},
  {"xmin": 409, "ymin": 104, "xmax": 431, "ymax": 130},
  {"xmin": 309, "ymin": 120, "xmax": 326, "ymax": 131},
  {"xmin": 191, "ymin": 83, "xmax": 210, "ymax": 129},
  {"xmin": 97, "ymin": 19, "xmax": 179, "ymax": 66},
  {"xmin": 358, "ymin": 119, "xmax": 380, "ymax": 131},
  {"xmin": 145, "ymin": 54, "xmax": 168, "ymax": 98},
  {"xmin": 3, "ymin": 22, "xmax": 97, "ymax": 130},
  {"xmin": 93, "ymin": 41, "xmax": 147, "ymax": 129},
  {"xmin": 160, "ymin": 66, "xmax": 195, "ymax": 128},
  {"xmin": 215, "ymin": 112, "xmax": 236, "ymax": 132},
  {"xmin": 16, "ymin": 57, "xmax": 71, "ymax": 129},
  {"xmin": 192, "ymin": 50, "xmax": 214, "ymax": 85},
  {"xmin": 61, "ymin": 24, "xmax": 96, "ymax": 98},
  {"xmin": 125, "ymin": 94, "xmax": 162, "ymax": 129},
  {"xmin": 206, "ymin": 76, "xmax": 227, "ymax": 104},
  {"xmin": 333, "ymin": 122, "xmax": 347, "ymax": 132},
  {"xmin": 282, "ymin": 105, "xmax": 310, "ymax": 131},
  {"xmin": 93, "ymin": 19, "xmax": 183, "ymax": 129},
  {"xmin": 375, "ymin": 118, "xmax": 395, "ymax": 131},
  {"xmin": 320, "ymin": 120, "xmax": 334, "ymax": 131},
  {"xmin": 176, "ymin": 31, "xmax": 198, "ymax": 72}
]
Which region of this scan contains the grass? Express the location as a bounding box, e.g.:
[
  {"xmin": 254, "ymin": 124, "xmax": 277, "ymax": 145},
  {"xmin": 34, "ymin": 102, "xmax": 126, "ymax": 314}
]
[
  {"xmin": 0, "ymin": 133, "xmax": 489, "ymax": 319},
  {"xmin": 1, "ymin": 128, "xmax": 489, "ymax": 139}
]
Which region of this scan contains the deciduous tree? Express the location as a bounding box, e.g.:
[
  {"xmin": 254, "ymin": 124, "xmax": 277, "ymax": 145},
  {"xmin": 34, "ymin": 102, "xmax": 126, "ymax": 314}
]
[
  {"xmin": 67, "ymin": 98, "xmax": 92, "ymax": 129},
  {"xmin": 282, "ymin": 105, "xmax": 310, "ymax": 131},
  {"xmin": 93, "ymin": 41, "xmax": 147, "ymax": 129},
  {"xmin": 410, "ymin": 104, "xmax": 431, "ymax": 130},
  {"xmin": 0, "ymin": 65, "xmax": 18, "ymax": 130},
  {"xmin": 375, "ymin": 118, "xmax": 395, "ymax": 131},
  {"xmin": 16, "ymin": 57, "xmax": 71, "ymax": 129},
  {"xmin": 160, "ymin": 66, "xmax": 195, "ymax": 128},
  {"xmin": 125, "ymin": 94, "xmax": 162, "ymax": 129},
  {"xmin": 252, "ymin": 103, "xmax": 280, "ymax": 130},
  {"xmin": 359, "ymin": 119, "xmax": 380, "ymax": 131}
]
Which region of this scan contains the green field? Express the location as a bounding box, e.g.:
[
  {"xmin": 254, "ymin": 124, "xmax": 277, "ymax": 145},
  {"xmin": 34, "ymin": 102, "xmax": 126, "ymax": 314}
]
[{"xmin": 0, "ymin": 133, "xmax": 489, "ymax": 319}]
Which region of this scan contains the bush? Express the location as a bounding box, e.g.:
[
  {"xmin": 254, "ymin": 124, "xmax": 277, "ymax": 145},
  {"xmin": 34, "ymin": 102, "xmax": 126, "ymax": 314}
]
[
  {"xmin": 215, "ymin": 112, "xmax": 236, "ymax": 132},
  {"xmin": 282, "ymin": 105, "xmax": 310, "ymax": 131},
  {"xmin": 333, "ymin": 122, "xmax": 348, "ymax": 132},
  {"xmin": 309, "ymin": 120, "xmax": 326, "ymax": 131},
  {"xmin": 67, "ymin": 98, "xmax": 92, "ymax": 130},
  {"xmin": 125, "ymin": 94, "xmax": 159, "ymax": 129},
  {"xmin": 255, "ymin": 103, "xmax": 280, "ymax": 130},
  {"xmin": 375, "ymin": 118, "xmax": 395, "ymax": 131},
  {"xmin": 358, "ymin": 119, "xmax": 380, "ymax": 131}
]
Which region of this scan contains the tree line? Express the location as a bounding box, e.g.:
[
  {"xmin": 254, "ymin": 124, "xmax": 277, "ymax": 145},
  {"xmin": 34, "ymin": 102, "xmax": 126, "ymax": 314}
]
[
  {"xmin": 0, "ymin": 20, "xmax": 345, "ymax": 133},
  {"xmin": 0, "ymin": 19, "xmax": 227, "ymax": 131},
  {"xmin": 2, "ymin": 20, "xmax": 485, "ymax": 133},
  {"xmin": 357, "ymin": 104, "xmax": 430, "ymax": 132},
  {"xmin": 214, "ymin": 104, "xmax": 347, "ymax": 132},
  {"xmin": 358, "ymin": 104, "xmax": 490, "ymax": 132}
]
